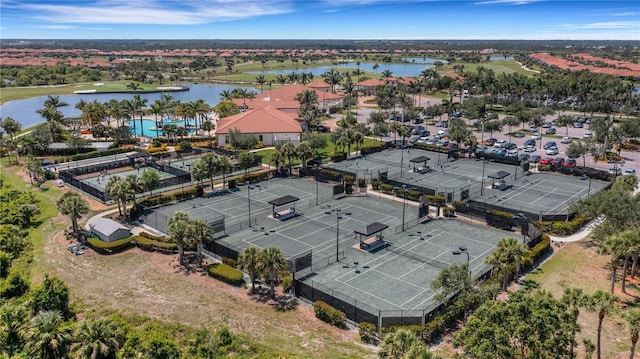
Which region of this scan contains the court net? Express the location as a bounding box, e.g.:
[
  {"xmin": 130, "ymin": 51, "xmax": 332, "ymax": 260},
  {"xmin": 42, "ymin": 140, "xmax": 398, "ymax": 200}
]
[{"xmin": 385, "ymin": 245, "xmax": 449, "ymax": 269}]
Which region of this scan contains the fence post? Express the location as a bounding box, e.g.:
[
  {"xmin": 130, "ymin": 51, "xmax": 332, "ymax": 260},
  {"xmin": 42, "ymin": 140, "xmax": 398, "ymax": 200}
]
[{"xmin": 378, "ymin": 310, "xmax": 382, "ymax": 337}]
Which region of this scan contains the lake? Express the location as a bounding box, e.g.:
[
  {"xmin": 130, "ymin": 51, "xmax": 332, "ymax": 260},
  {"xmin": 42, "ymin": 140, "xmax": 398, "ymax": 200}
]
[
  {"xmin": 248, "ymin": 62, "xmax": 438, "ymax": 77},
  {"xmin": 0, "ymin": 84, "xmax": 250, "ymax": 129}
]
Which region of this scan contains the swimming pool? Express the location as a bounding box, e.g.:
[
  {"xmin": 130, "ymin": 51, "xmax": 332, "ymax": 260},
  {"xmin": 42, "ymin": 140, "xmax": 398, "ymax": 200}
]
[{"xmin": 126, "ymin": 119, "xmax": 195, "ymax": 137}]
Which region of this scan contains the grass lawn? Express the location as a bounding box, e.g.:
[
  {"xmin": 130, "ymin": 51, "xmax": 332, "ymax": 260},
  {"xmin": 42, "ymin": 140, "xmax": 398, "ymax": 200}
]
[{"xmin": 526, "ymin": 240, "xmax": 638, "ymax": 358}]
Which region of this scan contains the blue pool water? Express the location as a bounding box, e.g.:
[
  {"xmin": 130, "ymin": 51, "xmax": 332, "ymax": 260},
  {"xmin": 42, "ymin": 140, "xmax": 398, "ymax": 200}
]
[{"xmin": 126, "ymin": 119, "xmax": 195, "ymax": 137}]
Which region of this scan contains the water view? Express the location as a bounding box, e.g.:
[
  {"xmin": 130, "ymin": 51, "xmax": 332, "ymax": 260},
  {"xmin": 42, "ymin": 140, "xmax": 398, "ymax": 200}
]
[
  {"xmin": 0, "ymin": 83, "xmax": 247, "ymax": 129},
  {"xmin": 248, "ymin": 62, "xmax": 437, "ymax": 77}
]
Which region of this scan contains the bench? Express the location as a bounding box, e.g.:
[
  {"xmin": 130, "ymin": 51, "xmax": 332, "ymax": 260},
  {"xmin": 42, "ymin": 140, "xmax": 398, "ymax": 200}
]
[
  {"xmin": 274, "ymin": 208, "xmax": 296, "ymax": 221},
  {"xmin": 493, "ymin": 183, "xmax": 512, "ymax": 191},
  {"xmin": 360, "ymin": 237, "xmax": 387, "ymax": 252}
]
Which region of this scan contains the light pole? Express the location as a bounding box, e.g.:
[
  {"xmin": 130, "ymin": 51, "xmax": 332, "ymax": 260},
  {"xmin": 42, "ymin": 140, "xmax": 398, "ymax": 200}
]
[
  {"xmin": 246, "ymin": 181, "xmax": 252, "ymax": 227},
  {"xmin": 480, "ymin": 157, "xmax": 487, "ymax": 195},
  {"xmin": 335, "ymin": 208, "xmax": 342, "ymax": 262},
  {"xmin": 315, "ymin": 160, "xmax": 320, "ymax": 205},
  {"xmin": 452, "ymin": 245, "xmax": 470, "ymax": 275},
  {"xmin": 400, "ymin": 144, "xmax": 405, "ymax": 178},
  {"xmin": 514, "ymin": 148, "xmax": 520, "ymax": 180},
  {"xmin": 180, "ymin": 166, "xmax": 185, "ymax": 193},
  {"xmin": 402, "ymin": 184, "xmax": 407, "ymax": 231},
  {"xmin": 581, "ymin": 174, "xmax": 592, "ymax": 197}
]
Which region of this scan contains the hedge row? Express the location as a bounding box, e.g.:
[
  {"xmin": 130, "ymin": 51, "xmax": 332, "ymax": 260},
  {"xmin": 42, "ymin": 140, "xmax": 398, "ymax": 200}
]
[
  {"xmin": 51, "ymin": 148, "xmax": 132, "ymax": 164},
  {"xmin": 413, "ymin": 142, "xmax": 452, "ymax": 153},
  {"xmin": 207, "ymin": 263, "xmax": 244, "ymax": 286},
  {"xmin": 523, "ymin": 234, "xmax": 551, "ymax": 269},
  {"xmin": 426, "ymin": 195, "xmax": 446, "ymax": 207},
  {"xmin": 319, "ymin": 169, "xmax": 342, "ymax": 182},
  {"xmin": 486, "ymin": 209, "xmax": 514, "ymax": 219},
  {"xmin": 360, "ymin": 144, "xmax": 386, "ymax": 155},
  {"xmin": 86, "ymin": 236, "xmax": 134, "ymax": 254},
  {"xmin": 222, "ymin": 256, "xmax": 238, "ymax": 268},
  {"xmin": 329, "ymin": 152, "xmax": 347, "ymax": 162},
  {"xmin": 534, "ymin": 216, "xmax": 590, "ymax": 236},
  {"xmin": 236, "ymin": 170, "xmax": 272, "ymax": 184},
  {"xmin": 358, "ymin": 322, "xmax": 379, "ymax": 345},
  {"xmin": 133, "ymin": 236, "xmax": 177, "ymax": 252},
  {"xmin": 139, "ymin": 231, "xmax": 167, "ymax": 242},
  {"xmin": 313, "ymin": 301, "xmax": 347, "ymax": 329}
]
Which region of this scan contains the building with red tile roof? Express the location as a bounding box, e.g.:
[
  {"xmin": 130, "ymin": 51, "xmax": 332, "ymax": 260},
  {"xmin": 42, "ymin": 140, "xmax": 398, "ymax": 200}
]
[
  {"xmin": 232, "ymin": 84, "xmax": 343, "ymax": 113},
  {"xmin": 216, "ymin": 107, "xmax": 302, "ymax": 146}
]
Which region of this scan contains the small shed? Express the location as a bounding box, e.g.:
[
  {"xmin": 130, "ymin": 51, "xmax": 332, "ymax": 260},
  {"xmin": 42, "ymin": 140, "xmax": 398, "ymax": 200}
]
[
  {"xmin": 87, "ymin": 218, "xmax": 131, "ymax": 242},
  {"xmin": 354, "ymin": 222, "xmax": 389, "ymax": 252},
  {"xmin": 268, "ymin": 195, "xmax": 299, "ymax": 220},
  {"xmin": 410, "ymin": 156, "xmax": 431, "ymax": 173}
]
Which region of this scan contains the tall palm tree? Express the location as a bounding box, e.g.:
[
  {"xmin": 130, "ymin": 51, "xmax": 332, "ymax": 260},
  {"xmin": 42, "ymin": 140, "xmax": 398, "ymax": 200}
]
[
  {"xmin": 132, "ymin": 94, "xmax": 148, "ymax": 137},
  {"xmin": 36, "ymin": 95, "xmax": 68, "ymax": 142},
  {"xmin": 215, "ymin": 155, "xmax": 233, "ymax": 188},
  {"xmin": 587, "ymin": 290, "xmax": 618, "ymax": 359},
  {"xmin": 270, "ymin": 150, "xmax": 283, "ymax": 175},
  {"xmin": 296, "ymin": 89, "xmax": 319, "ymax": 114},
  {"xmin": 56, "ymin": 192, "xmax": 89, "ymax": 241},
  {"xmin": 0, "ymin": 303, "xmax": 29, "ymax": 355},
  {"xmin": 296, "ymin": 141, "xmax": 314, "ymax": 169},
  {"xmin": 149, "ymin": 101, "xmax": 166, "ymax": 139},
  {"xmin": 238, "ymin": 247, "xmax": 263, "ymax": 294},
  {"xmin": 0, "ymin": 117, "xmax": 21, "ymax": 141},
  {"xmin": 201, "ymin": 153, "xmax": 219, "ymax": 190},
  {"xmin": 125, "ymin": 174, "xmax": 144, "ymax": 207},
  {"xmin": 279, "ymin": 142, "xmax": 296, "ymax": 175},
  {"xmin": 274, "ymin": 74, "xmax": 287, "ymax": 87},
  {"xmin": 259, "ymin": 247, "xmax": 286, "ymax": 298},
  {"xmin": 562, "ymin": 287, "xmax": 588, "ymax": 355},
  {"xmin": 105, "ymin": 176, "xmax": 125, "ymax": 217},
  {"xmin": 22, "ymin": 310, "xmax": 73, "ymax": 359},
  {"xmin": 625, "ymin": 308, "xmax": 640, "ymax": 359},
  {"xmin": 190, "ymin": 218, "xmax": 213, "ymax": 266},
  {"xmin": 140, "ymin": 169, "xmax": 161, "ymax": 196},
  {"xmin": 380, "ymin": 69, "xmax": 393, "ymax": 83},
  {"xmin": 255, "ymin": 75, "xmax": 267, "ymax": 93},
  {"xmin": 167, "ymin": 212, "xmax": 191, "ymax": 264},
  {"xmin": 189, "ymin": 160, "xmax": 207, "ymax": 187},
  {"xmin": 73, "ymin": 318, "xmax": 124, "ymax": 359}
]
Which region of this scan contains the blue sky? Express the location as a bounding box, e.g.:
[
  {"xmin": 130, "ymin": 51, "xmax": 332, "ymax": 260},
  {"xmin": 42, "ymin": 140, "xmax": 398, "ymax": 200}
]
[{"xmin": 1, "ymin": 0, "xmax": 639, "ymax": 40}]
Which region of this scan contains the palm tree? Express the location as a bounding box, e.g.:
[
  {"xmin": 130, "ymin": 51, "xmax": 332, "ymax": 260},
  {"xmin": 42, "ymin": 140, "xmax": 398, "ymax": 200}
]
[
  {"xmin": 296, "ymin": 141, "xmax": 314, "ymax": 170},
  {"xmin": 36, "ymin": 95, "xmax": 68, "ymax": 142},
  {"xmin": 201, "ymin": 153, "xmax": 219, "ymax": 190},
  {"xmin": 381, "ymin": 69, "xmax": 393, "ymax": 83},
  {"xmin": 167, "ymin": 212, "xmax": 191, "ymax": 264},
  {"xmin": 105, "ymin": 176, "xmax": 125, "ymax": 217},
  {"xmin": 215, "ymin": 155, "xmax": 233, "ymax": 188},
  {"xmin": 270, "ymin": 150, "xmax": 283, "ymax": 175},
  {"xmin": 56, "ymin": 192, "xmax": 89, "ymax": 241},
  {"xmin": 238, "ymin": 247, "xmax": 263, "ymax": 294},
  {"xmin": 73, "ymin": 318, "xmax": 124, "ymax": 359},
  {"xmin": 22, "ymin": 310, "xmax": 73, "ymax": 359},
  {"xmin": 556, "ymin": 114, "xmax": 574, "ymax": 136},
  {"xmin": 132, "ymin": 94, "xmax": 148, "ymax": 137},
  {"xmin": 562, "ymin": 287, "xmax": 588, "ymax": 355},
  {"xmin": 624, "ymin": 308, "xmax": 640, "ymax": 359},
  {"xmin": 255, "ymin": 75, "xmax": 267, "ymax": 93},
  {"xmin": 190, "ymin": 218, "xmax": 213, "ymax": 266},
  {"xmin": 0, "ymin": 117, "xmax": 21, "ymax": 141},
  {"xmin": 189, "ymin": 160, "xmax": 207, "ymax": 187},
  {"xmin": 274, "ymin": 74, "xmax": 287, "ymax": 87},
  {"xmin": 80, "ymin": 100, "xmax": 106, "ymax": 129},
  {"xmin": 140, "ymin": 169, "xmax": 161, "ymax": 196},
  {"xmin": 296, "ymin": 89, "xmax": 319, "ymax": 114},
  {"xmin": 279, "ymin": 142, "xmax": 297, "ymax": 175},
  {"xmin": 149, "ymin": 101, "xmax": 165, "ymax": 139},
  {"xmin": 125, "ymin": 174, "xmax": 143, "ymax": 207},
  {"xmin": 0, "ymin": 303, "xmax": 29, "ymax": 355},
  {"xmin": 259, "ymin": 247, "xmax": 286, "ymax": 298},
  {"xmin": 587, "ymin": 290, "xmax": 618, "ymax": 359},
  {"xmin": 202, "ymin": 120, "xmax": 215, "ymax": 147},
  {"xmin": 378, "ymin": 328, "xmax": 429, "ymax": 358}
]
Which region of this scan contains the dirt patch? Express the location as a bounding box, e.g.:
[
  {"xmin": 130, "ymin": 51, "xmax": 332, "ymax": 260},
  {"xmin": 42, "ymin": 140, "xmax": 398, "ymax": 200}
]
[{"xmin": 46, "ymin": 229, "xmax": 369, "ymax": 357}]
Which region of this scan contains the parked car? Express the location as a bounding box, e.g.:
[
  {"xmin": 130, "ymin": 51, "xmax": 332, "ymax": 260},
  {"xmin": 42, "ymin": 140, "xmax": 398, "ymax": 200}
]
[
  {"xmin": 435, "ymin": 121, "xmax": 447, "ymax": 128},
  {"xmin": 623, "ymin": 168, "xmax": 636, "ymax": 175},
  {"xmin": 564, "ymin": 158, "xmax": 577, "ymax": 167},
  {"xmin": 542, "ymin": 122, "xmax": 553, "ymax": 128},
  {"xmin": 475, "ymin": 145, "xmax": 489, "ymax": 154},
  {"xmin": 529, "ymin": 155, "xmax": 542, "ymax": 163},
  {"xmin": 505, "ymin": 142, "xmax": 517, "ymax": 150},
  {"xmin": 543, "ymin": 141, "xmax": 557, "ymax": 150},
  {"xmin": 574, "ymin": 122, "xmax": 584, "ymax": 128},
  {"xmin": 531, "ymin": 133, "xmax": 542, "ymax": 140},
  {"xmin": 539, "ymin": 157, "xmax": 553, "ymax": 165},
  {"xmin": 545, "ymin": 127, "xmax": 556, "ymax": 135},
  {"xmin": 494, "ymin": 149, "xmax": 507, "ymax": 156},
  {"xmin": 546, "ymin": 147, "xmax": 559, "ymax": 155},
  {"xmin": 411, "ymin": 126, "xmax": 425, "ymax": 135},
  {"xmin": 584, "ymin": 131, "xmax": 593, "ymax": 139},
  {"xmin": 524, "ymin": 139, "xmax": 536, "ymax": 147},
  {"xmin": 409, "ymin": 135, "xmax": 421, "ymax": 143},
  {"xmin": 527, "ymin": 126, "xmax": 538, "ymax": 132},
  {"xmin": 518, "ymin": 153, "xmax": 530, "ymax": 162},
  {"xmin": 506, "ymin": 149, "xmax": 518, "ymax": 157},
  {"xmin": 451, "ymin": 110, "xmax": 463, "ymax": 118},
  {"xmin": 524, "ymin": 145, "xmax": 536, "ymax": 153},
  {"xmin": 609, "ymin": 167, "xmax": 622, "ymax": 175},
  {"xmin": 561, "ymin": 136, "xmax": 572, "ymax": 144},
  {"xmin": 513, "ymin": 132, "xmax": 525, "ymax": 138},
  {"xmin": 494, "ymin": 139, "xmax": 508, "ymax": 148},
  {"xmin": 317, "ymin": 124, "xmax": 331, "ymax": 133},
  {"xmin": 412, "ymin": 118, "xmax": 424, "ymax": 124},
  {"xmin": 425, "ymin": 138, "xmax": 439, "ymax": 145},
  {"xmin": 485, "ymin": 138, "xmax": 497, "ymax": 146},
  {"xmin": 550, "ymin": 157, "xmax": 564, "ymax": 166}
]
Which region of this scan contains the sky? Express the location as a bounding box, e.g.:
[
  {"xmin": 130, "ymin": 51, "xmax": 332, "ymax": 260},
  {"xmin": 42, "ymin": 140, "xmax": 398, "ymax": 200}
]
[{"xmin": 1, "ymin": 0, "xmax": 639, "ymax": 40}]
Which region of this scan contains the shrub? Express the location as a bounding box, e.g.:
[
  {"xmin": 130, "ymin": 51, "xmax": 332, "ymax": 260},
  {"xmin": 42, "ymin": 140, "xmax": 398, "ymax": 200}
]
[
  {"xmin": 132, "ymin": 236, "xmax": 177, "ymax": 253},
  {"xmin": 534, "ymin": 216, "xmax": 590, "ymax": 236},
  {"xmin": 207, "ymin": 263, "xmax": 244, "ymax": 286},
  {"xmin": 371, "ymin": 178, "xmax": 380, "ymax": 190},
  {"xmin": 139, "ymin": 231, "xmax": 167, "ymax": 242},
  {"xmin": 329, "ymin": 152, "xmax": 347, "ymax": 162},
  {"xmin": 380, "ymin": 183, "xmax": 393, "ymax": 193},
  {"xmin": 523, "ymin": 234, "xmax": 551, "ymax": 270},
  {"xmin": 147, "ymin": 145, "xmax": 167, "ymax": 154},
  {"xmin": 452, "ymin": 200, "xmax": 466, "ymax": 212},
  {"xmin": 228, "ymin": 179, "xmax": 237, "ymax": 189},
  {"xmin": 359, "ymin": 322, "xmax": 379, "ymax": 345},
  {"xmin": 426, "ymin": 195, "xmax": 446, "ymax": 207},
  {"xmin": 358, "ymin": 178, "xmax": 366, "ymax": 188},
  {"xmin": 443, "ymin": 207, "xmax": 455, "ymax": 217},
  {"xmin": 281, "ymin": 274, "xmax": 292, "ymax": 294},
  {"xmin": 344, "ymin": 175, "xmax": 355, "ymax": 184},
  {"xmin": 222, "ymin": 256, "xmax": 238, "ymax": 268},
  {"xmin": 313, "ymin": 301, "xmax": 347, "ymax": 329},
  {"xmin": 360, "ymin": 144, "xmax": 385, "ymax": 155},
  {"xmin": 86, "ymin": 236, "xmax": 134, "ymax": 254}
]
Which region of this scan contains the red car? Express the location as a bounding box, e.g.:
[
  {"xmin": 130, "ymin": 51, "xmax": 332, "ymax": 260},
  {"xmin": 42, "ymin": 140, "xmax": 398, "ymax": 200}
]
[
  {"xmin": 540, "ymin": 157, "xmax": 553, "ymax": 165},
  {"xmin": 550, "ymin": 157, "xmax": 564, "ymax": 166},
  {"xmin": 564, "ymin": 158, "xmax": 577, "ymax": 167},
  {"xmin": 485, "ymin": 138, "xmax": 497, "ymax": 146}
]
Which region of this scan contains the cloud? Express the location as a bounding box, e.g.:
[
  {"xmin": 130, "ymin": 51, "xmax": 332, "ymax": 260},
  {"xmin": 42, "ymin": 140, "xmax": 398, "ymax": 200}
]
[
  {"xmin": 17, "ymin": 0, "xmax": 293, "ymax": 25},
  {"xmin": 559, "ymin": 20, "xmax": 640, "ymax": 30},
  {"xmin": 37, "ymin": 25, "xmax": 76, "ymax": 29},
  {"xmin": 474, "ymin": 0, "xmax": 540, "ymax": 5},
  {"xmin": 608, "ymin": 11, "xmax": 640, "ymax": 16}
]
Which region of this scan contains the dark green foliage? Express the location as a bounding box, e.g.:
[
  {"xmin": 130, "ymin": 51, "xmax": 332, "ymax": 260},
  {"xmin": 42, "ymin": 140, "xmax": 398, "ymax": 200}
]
[
  {"xmin": 133, "ymin": 236, "xmax": 177, "ymax": 253},
  {"xmin": 313, "ymin": 301, "xmax": 347, "ymax": 329},
  {"xmin": 131, "ymin": 186, "xmax": 203, "ymax": 217},
  {"xmin": 523, "ymin": 234, "xmax": 551, "ymax": 270},
  {"xmin": 0, "ymin": 225, "xmax": 28, "ymax": 258},
  {"xmin": 535, "ymin": 216, "xmax": 591, "ymax": 235},
  {"xmin": 329, "ymin": 152, "xmax": 347, "ymax": 162},
  {"xmin": 426, "ymin": 195, "xmax": 446, "ymax": 207},
  {"xmin": 206, "ymin": 263, "xmax": 244, "ymax": 285},
  {"xmin": 236, "ymin": 170, "xmax": 272, "ymax": 184},
  {"xmin": 86, "ymin": 236, "xmax": 134, "ymax": 253},
  {"xmin": 0, "ymin": 184, "xmax": 40, "ymax": 229},
  {"xmin": 221, "ymin": 256, "xmax": 238, "ymax": 268},
  {"xmin": 0, "ymin": 272, "xmax": 30, "ymax": 299},
  {"xmin": 30, "ymin": 275, "xmax": 73, "ymax": 319},
  {"xmin": 358, "ymin": 322, "xmax": 379, "ymax": 345}
]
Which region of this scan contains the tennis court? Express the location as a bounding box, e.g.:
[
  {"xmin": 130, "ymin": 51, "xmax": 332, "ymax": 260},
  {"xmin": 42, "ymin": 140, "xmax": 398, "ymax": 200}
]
[
  {"xmin": 141, "ymin": 176, "xmax": 509, "ymax": 316},
  {"xmin": 78, "ymin": 166, "xmax": 176, "ymax": 192},
  {"xmin": 470, "ymin": 171, "xmax": 610, "ymax": 219}
]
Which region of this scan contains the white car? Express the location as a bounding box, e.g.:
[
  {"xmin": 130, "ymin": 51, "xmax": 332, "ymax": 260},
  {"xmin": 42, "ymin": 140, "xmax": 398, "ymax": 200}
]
[
  {"xmin": 531, "ymin": 133, "xmax": 542, "ymax": 140},
  {"xmin": 584, "ymin": 132, "xmax": 593, "ymax": 139},
  {"xmin": 546, "ymin": 147, "xmax": 558, "ymax": 155},
  {"xmin": 609, "ymin": 167, "xmax": 622, "ymax": 175},
  {"xmin": 524, "ymin": 145, "xmax": 537, "ymax": 153},
  {"xmin": 494, "ymin": 139, "xmax": 507, "ymax": 148},
  {"xmin": 506, "ymin": 149, "xmax": 518, "ymax": 157},
  {"xmin": 623, "ymin": 168, "xmax": 636, "ymax": 175},
  {"xmin": 561, "ymin": 136, "xmax": 572, "ymax": 144}
]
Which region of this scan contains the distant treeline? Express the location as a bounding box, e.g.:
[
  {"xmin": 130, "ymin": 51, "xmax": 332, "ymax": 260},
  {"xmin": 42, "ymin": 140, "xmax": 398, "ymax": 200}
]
[{"xmin": 2, "ymin": 39, "xmax": 639, "ymax": 53}]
